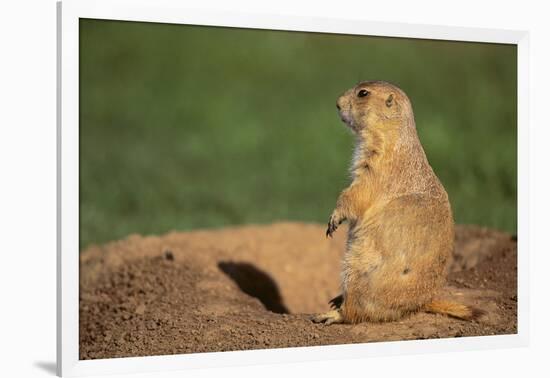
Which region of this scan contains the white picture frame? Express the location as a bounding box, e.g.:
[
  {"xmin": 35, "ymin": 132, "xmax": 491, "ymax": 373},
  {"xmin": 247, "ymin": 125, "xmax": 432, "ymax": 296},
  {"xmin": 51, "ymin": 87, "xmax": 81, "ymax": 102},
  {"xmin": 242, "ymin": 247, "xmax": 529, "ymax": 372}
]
[{"xmin": 57, "ymin": 0, "xmax": 529, "ymax": 376}]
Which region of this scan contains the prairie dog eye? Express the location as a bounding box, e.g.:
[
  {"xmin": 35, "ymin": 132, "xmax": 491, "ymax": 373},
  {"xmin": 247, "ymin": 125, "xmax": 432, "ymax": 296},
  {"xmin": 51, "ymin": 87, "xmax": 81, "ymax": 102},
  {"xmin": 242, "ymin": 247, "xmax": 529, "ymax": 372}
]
[{"xmin": 357, "ymin": 89, "xmax": 369, "ymax": 98}]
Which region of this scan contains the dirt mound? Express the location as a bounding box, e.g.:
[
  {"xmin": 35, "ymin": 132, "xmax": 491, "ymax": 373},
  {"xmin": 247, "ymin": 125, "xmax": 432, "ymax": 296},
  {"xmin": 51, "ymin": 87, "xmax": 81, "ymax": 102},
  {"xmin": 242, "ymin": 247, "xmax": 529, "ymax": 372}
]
[{"xmin": 79, "ymin": 223, "xmax": 517, "ymax": 359}]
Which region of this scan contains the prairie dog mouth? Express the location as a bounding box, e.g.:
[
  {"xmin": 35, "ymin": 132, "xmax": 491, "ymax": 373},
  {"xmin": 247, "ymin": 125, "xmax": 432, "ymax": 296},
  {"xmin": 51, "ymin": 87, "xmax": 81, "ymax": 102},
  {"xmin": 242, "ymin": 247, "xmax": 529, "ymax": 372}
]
[{"xmin": 338, "ymin": 109, "xmax": 355, "ymax": 130}]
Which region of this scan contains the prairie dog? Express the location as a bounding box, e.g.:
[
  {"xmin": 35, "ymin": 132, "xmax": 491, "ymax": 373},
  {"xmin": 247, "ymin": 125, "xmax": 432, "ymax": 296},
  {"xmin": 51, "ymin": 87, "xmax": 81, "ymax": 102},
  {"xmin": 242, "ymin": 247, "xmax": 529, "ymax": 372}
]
[{"xmin": 313, "ymin": 81, "xmax": 483, "ymax": 325}]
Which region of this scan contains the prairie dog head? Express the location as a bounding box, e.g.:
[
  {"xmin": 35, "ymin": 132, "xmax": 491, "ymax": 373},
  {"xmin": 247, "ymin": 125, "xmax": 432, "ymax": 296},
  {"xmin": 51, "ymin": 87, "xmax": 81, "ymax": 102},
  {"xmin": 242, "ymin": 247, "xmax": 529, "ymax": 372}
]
[{"xmin": 336, "ymin": 81, "xmax": 414, "ymax": 134}]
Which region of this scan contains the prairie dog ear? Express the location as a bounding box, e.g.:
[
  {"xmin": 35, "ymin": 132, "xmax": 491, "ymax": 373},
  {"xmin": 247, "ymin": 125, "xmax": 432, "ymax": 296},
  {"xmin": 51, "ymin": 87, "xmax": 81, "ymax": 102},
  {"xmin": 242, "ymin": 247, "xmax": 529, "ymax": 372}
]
[{"xmin": 385, "ymin": 93, "xmax": 394, "ymax": 107}]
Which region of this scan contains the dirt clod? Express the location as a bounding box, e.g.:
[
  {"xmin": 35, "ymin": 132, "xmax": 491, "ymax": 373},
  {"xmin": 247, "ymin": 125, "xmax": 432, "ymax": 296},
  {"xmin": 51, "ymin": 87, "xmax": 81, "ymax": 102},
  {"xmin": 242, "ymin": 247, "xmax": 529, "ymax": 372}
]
[{"xmin": 164, "ymin": 250, "xmax": 174, "ymax": 261}]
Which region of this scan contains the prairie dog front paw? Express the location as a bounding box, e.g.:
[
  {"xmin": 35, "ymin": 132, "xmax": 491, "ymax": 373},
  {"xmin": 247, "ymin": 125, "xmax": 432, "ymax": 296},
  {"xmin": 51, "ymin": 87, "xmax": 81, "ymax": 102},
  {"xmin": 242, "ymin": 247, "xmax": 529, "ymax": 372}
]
[{"xmin": 326, "ymin": 212, "xmax": 345, "ymax": 238}]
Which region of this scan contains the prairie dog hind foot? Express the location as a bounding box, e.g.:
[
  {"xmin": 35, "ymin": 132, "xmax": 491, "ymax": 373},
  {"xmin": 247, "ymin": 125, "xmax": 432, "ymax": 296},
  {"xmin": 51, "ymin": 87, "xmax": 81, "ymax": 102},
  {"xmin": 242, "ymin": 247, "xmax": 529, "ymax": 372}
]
[{"xmin": 311, "ymin": 309, "xmax": 344, "ymax": 325}]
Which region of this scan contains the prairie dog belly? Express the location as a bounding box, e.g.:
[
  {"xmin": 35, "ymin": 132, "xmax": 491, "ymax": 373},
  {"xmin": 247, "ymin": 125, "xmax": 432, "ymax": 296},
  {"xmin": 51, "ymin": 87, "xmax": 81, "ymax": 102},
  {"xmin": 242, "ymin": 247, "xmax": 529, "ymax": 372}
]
[{"xmin": 341, "ymin": 194, "xmax": 453, "ymax": 321}]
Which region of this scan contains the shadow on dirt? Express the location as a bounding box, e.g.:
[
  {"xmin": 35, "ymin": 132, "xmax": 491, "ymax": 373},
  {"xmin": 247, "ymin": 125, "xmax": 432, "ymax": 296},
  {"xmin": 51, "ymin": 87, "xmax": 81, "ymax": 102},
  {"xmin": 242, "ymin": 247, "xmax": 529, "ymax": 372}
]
[{"xmin": 218, "ymin": 261, "xmax": 289, "ymax": 314}]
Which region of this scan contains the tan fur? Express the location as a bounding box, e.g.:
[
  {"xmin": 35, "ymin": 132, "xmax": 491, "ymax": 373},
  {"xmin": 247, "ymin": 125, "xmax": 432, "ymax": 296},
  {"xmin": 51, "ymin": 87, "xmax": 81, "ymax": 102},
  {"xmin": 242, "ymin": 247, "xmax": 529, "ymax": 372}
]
[
  {"xmin": 424, "ymin": 300, "xmax": 486, "ymax": 321},
  {"xmin": 313, "ymin": 81, "xmax": 479, "ymax": 325}
]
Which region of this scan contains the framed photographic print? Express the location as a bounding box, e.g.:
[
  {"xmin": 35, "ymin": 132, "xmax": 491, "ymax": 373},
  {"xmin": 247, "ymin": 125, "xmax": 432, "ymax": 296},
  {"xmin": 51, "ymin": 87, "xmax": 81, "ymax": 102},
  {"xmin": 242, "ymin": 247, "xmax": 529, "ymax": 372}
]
[{"xmin": 57, "ymin": 0, "xmax": 529, "ymax": 376}]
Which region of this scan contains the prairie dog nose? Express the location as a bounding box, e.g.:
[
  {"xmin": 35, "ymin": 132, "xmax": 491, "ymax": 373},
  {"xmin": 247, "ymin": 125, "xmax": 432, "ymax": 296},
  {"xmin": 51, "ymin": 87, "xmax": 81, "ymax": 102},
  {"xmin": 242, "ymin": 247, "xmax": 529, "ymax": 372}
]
[{"xmin": 336, "ymin": 94, "xmax": 348, "ymax": 111}]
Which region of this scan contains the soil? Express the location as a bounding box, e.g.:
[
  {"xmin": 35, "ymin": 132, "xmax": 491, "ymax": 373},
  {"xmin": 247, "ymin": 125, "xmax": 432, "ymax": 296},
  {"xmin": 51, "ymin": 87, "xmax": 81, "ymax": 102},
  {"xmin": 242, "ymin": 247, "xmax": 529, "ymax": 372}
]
[{"xmin": 79, "ymin": 223, "xmax": 517, "ymax": 360}]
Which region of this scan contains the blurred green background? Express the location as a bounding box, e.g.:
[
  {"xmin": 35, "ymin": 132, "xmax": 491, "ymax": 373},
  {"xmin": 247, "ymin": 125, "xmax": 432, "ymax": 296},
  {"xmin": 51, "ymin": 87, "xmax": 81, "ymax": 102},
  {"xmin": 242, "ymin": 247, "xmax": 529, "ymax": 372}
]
[{"xmin": 79, "ymin": 19, "xmax": 517, "ymax": 250}]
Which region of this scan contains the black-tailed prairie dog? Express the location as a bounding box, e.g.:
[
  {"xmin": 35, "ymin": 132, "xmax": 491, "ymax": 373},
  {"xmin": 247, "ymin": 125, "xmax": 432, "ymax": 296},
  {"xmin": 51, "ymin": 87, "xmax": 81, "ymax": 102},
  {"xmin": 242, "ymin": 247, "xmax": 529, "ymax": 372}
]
[{"xmin": 312, "ymin": 81, "xmax": 483, "ymax": 325}]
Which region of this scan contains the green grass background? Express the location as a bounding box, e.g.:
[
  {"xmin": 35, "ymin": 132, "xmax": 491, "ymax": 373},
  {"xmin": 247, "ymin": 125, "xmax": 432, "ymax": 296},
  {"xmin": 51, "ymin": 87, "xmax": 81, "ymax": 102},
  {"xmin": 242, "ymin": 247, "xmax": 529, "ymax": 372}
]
[{"xmin": 79, "ymin": 19, "xmax": 517, "ymax": 249}]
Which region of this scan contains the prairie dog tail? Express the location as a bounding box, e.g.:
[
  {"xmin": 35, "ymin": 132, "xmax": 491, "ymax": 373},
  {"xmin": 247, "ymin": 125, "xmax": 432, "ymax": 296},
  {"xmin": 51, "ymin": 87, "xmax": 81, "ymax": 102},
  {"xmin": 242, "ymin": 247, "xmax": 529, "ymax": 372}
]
[{"xmin": 424, "ymin": 300, "xmax": 486, "ymax": 321}]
